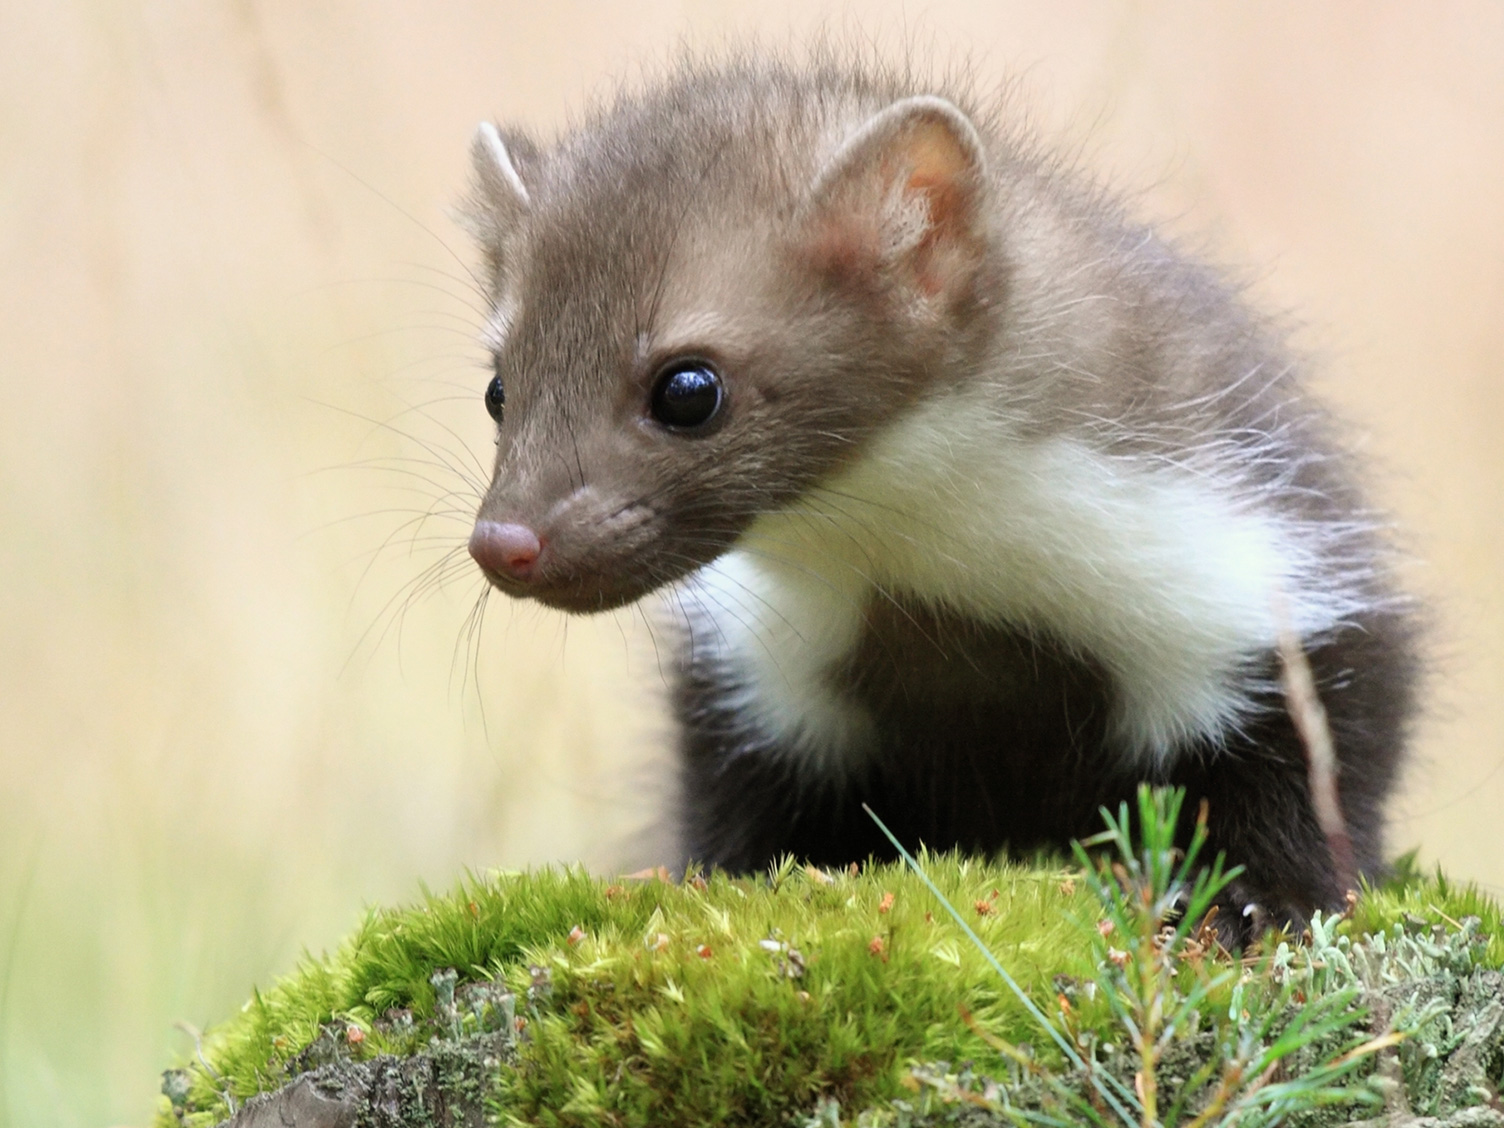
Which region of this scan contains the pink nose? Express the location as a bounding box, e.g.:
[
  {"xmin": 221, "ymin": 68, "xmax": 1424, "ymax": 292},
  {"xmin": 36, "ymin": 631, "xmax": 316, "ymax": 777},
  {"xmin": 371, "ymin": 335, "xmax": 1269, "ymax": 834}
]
[{"xmin": 469, "ymin": 520, "xmax": 542, "ymax": 581}]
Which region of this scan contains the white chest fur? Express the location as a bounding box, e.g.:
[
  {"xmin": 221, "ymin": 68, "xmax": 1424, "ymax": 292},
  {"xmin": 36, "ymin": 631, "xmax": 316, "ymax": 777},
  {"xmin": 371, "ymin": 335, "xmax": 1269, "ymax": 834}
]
[{"xmin": 678, "ymin": 382, "xmax": 1370, "ymax": 774}]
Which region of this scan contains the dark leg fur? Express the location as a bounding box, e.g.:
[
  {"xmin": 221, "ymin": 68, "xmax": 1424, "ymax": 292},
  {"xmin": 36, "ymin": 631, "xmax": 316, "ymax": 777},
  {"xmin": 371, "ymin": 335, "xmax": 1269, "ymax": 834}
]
[{"xmin": 676, "ymin": 599, "xmax": 1415, "ymax": 941}]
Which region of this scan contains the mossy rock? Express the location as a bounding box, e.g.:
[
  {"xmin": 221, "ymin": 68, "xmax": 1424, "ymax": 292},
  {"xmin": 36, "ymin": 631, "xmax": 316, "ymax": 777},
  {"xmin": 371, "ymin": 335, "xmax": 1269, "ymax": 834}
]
[{"xmin": 157, "ymin": 855, "xmax": 1504, "ymax": 1128}]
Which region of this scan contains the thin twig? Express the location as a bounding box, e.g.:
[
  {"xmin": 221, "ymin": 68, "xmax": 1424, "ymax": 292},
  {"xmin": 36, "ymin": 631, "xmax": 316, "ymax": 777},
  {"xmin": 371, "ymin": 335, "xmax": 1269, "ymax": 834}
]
[{"xmin": 1272, "ymin": 593, "xmax": 1358, "ymax": 896}]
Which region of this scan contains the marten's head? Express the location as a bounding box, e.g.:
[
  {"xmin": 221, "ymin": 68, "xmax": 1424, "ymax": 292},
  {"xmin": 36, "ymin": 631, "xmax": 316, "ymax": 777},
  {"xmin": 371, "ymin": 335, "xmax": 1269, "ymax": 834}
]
[{"xmin": 463, "ymin": 66, "xmax": 999, "ymax": 612}]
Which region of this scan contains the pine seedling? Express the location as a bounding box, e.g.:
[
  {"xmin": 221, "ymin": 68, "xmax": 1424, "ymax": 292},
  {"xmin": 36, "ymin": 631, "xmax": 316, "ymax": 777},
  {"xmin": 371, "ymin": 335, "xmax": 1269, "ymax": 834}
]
[
  {"xmin": 1070, "ymin": 787, "xmax": 1241, "ymax": 1127},
  {"xmin": 1080, "ymin": 789, "xmax": 1412, "ymax": 1127},
  {"xmin": 873, "ymin": 787, "xmax": 1411, "ymax": 1127}
]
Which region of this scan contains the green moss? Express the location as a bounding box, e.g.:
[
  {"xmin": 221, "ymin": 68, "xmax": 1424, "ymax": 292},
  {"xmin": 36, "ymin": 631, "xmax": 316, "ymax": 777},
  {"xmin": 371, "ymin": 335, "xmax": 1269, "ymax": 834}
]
[
  {"xmin": 157, "ymin": 844, "xmax": 1504, "ymax": 1128},
  {"xmin": 160, "ymin": 856, "xmax": 1107, "ymax": 1126}
]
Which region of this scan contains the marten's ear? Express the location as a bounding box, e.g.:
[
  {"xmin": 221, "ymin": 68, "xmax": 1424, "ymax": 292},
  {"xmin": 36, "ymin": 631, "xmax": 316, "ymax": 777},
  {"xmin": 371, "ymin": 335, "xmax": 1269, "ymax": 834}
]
[
  {"xmin": 464, "ymin": 122, "xmax": 532, "ymax": 239},
  {"xmin": 798, "ymin": 97, "xmax": 987, "ymax": 304}
]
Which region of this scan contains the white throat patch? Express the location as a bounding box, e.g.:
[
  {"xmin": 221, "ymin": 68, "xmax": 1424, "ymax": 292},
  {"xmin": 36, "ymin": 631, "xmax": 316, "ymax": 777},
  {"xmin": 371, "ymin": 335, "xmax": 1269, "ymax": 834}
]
[{"xmin": 676, "ymin": 382, "xmax": 1368, "ymax": 775}]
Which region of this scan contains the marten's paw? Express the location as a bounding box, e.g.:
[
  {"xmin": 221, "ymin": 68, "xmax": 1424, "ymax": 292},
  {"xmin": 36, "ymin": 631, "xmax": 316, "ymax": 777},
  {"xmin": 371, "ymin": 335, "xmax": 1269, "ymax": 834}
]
[{"xmin": 1199, "ymin": 878, "xmax": 1309, "ymax": 951}]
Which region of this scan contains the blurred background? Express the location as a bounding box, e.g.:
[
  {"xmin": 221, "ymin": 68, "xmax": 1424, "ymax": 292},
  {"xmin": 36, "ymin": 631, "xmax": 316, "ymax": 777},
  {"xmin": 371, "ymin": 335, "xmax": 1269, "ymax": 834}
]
[{"xmin": 1, "ymin": 2, "xmax": 1501, "ymax": 1123}]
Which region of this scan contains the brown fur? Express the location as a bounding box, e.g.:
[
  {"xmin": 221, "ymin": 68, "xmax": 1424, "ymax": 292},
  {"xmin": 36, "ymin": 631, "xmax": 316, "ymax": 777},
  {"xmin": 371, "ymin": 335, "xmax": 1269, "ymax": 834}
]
[{"xmin": 463, "ymin": 51, "xmax": 1418, "ymax": 937}]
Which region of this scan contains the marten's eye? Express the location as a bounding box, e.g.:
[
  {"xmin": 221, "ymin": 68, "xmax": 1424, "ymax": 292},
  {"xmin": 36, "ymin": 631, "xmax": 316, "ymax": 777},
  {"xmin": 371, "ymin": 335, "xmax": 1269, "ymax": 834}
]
[
  {"xmin": 484, "ymin": 370, "xmax": 505, "ymax": 424},
  {"xmin": 650, "ymin": 361, "xmax": 723, "ymax": 430}
]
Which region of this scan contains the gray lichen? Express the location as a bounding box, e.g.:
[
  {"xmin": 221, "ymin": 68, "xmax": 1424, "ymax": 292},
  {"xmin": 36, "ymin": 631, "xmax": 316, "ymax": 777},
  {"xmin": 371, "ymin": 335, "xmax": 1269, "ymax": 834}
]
[{"xmin": 827, "ymin": 917, "xmax": 1504, "ymax": 1128}]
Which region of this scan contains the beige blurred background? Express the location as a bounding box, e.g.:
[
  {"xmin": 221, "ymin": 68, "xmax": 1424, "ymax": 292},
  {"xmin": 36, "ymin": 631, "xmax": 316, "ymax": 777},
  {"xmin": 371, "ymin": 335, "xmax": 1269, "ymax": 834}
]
[{"xmin": 1, "ymin": 2, "xmax": 1500, "ymax": 1123}]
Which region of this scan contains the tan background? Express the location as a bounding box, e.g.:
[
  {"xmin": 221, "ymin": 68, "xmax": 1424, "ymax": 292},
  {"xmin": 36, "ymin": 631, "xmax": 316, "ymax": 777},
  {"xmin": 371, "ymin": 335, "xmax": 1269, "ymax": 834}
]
[{"xmin": 2, "ymin": 3, "xmax": 1501, "ymax": 1124}]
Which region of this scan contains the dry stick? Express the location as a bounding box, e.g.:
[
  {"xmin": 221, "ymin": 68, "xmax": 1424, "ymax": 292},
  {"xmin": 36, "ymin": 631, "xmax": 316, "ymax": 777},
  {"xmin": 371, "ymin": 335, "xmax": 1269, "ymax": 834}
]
[{"xmin": 1272, "ymin": 594, "xmax": 1359, "ymax": 898}]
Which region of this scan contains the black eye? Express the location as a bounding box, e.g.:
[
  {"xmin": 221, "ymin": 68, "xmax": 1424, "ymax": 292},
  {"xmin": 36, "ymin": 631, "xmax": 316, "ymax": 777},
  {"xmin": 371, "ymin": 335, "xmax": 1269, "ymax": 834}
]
[
  {"xmin": 649, "ymin": 362, "xmax": 723, "ymax": 430},
  {"xmin": 484, "ymin": 371, "xmax": 505, "ymax": 424}
]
